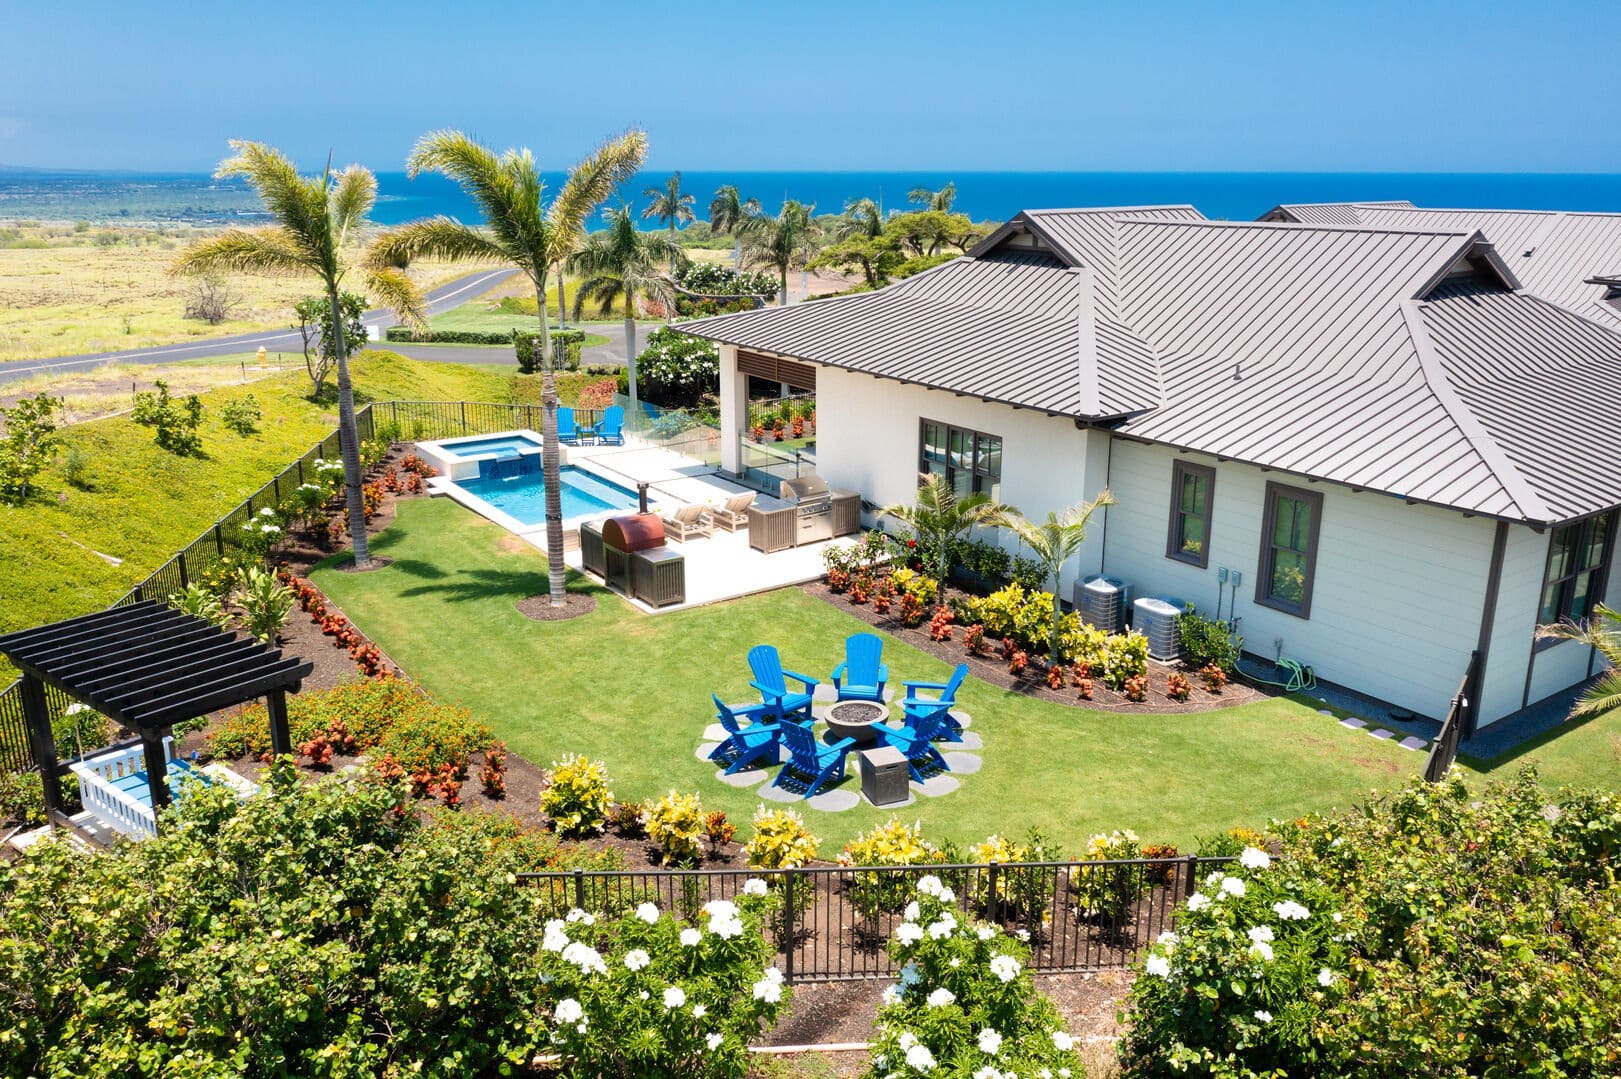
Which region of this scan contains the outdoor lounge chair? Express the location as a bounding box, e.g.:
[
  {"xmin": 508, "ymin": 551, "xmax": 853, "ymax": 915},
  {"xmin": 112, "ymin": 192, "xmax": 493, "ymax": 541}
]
[
  {"xmin": 707, "ymin": 694, "xmax": 781, "ymax": 774},
  {"xmin": 771, "ymin": 719, "xmax": 856, "ymax": 799},
  {"xmin": 557, "ymin": 406, "xmax": 582, "ymax": 445},
  {"xmin": 710, "ymin": 491, "xmax": 756, "ymax": 532},
  {"xmin": 747, "ymin": 644, "xmax": 818, "ymax": 724},
  {"xmin": 596, "ymin": 405, "xmax": 626, "ymax": 446},
  {"xmin": 662, "ymin": 503, "xmax": 714, "ymax": 541},
  {"xmin": 831, "ymin": 632, "xmax": 889, "ymax": 702},
  {"xmin": 900, "ymin": 663, "xmax": 969, "ymax": 742},
  {"xmin": 878, "ymin": 709, "xmax": 951, "ymax": 781}
]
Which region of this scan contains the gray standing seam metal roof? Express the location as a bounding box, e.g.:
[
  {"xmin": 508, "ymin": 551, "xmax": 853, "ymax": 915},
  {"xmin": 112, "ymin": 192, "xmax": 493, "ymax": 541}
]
[
  {"xmin": 683, "ymin": 208, "xmax": 1621, "ymax": 525},
  {"xmin": 1264, "ymin": 202, "xmax": 1621, "ymax": 332}
]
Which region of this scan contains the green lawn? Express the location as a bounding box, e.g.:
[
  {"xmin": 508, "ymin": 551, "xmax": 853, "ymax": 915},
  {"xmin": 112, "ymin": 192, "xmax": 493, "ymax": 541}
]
[
  {"xmin": 310, "ymin": 497, "xmax": 1454, "ymax": 853},
  {"xmin": 426, "ymin": 296, "xmax": 619, "ymax": 340},
  {"xmin": 0, "ymin": 351, "xmax": 517, "ymax": 676}
]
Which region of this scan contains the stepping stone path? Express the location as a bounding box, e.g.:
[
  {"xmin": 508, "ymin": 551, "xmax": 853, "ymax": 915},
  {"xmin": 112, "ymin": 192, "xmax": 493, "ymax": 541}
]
[
  {"xmin": 1398, "ymin": 735, "xmax": 1429, "ymax": 751},
  {"xmin": 1339, "ymin": 716, "xmax": 1367, "ymax": 729}
]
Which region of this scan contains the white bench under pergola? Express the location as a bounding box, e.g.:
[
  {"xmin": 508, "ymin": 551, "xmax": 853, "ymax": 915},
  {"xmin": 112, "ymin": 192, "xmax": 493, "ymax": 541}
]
[{"xmin": 0, "ymin": 600, "xmax": 312, "ymax": 841}]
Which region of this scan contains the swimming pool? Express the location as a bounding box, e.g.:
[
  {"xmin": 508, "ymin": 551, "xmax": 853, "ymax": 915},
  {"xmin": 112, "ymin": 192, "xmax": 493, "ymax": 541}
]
[
  {"xmin": 451, "ymin": 466, "xmax": 639, "ymax": 524},
  {"xmin": 441, "ymin": 434, "xmax": 545, "ymax": 457}
]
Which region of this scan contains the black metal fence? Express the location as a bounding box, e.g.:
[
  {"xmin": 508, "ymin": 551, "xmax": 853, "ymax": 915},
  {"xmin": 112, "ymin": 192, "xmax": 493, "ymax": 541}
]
[{"xmin": 517, "ymin": 855, "xmax": 1231, "ymax": 982}]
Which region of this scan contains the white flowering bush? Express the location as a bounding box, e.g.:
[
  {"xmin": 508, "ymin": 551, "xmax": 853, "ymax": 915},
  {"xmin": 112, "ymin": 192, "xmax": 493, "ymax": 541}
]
[
  {"xmin": 237, "ymin": 506, "xmax": 286, "ymax": 559},
  {"xmin": 1122, "ymin": 770, "xmax": 1621, "ymax": 1077},
  {"xmin": 539, "ymin": 885, "xmax": 788, "ymax": 1077},
  {"xmin": 1119, "ymin": 844, "xmax": 1344, "ymax": 1076},
  {"xmin": 865, "ymin": 876, "xmax": 1083, "ymax": 1078},
  {"xmin": 633, "ymin": 328, "xmax": 720, "ymax": 409}
]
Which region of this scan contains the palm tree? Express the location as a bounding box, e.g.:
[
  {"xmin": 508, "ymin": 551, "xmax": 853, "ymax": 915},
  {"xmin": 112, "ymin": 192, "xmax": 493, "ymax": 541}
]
[
  {"xmin": 881, "ymin": 473, "xmax": 1017, "ymax": 597},
  {"xmin": 368, "ymin": 129, "xmax": 647, "ymax": 607},
  {"xmin": 741, "ymin": 200, "xmax": 819, "ymax": 305},
  {"xmin": 641, "ymin": 172, "xmax": 695, "ymax": 271},
  {"xmin": 174, "ymin": 142, "xmax": 426, "ymax": 571},
  {"xmin": 708, "ymin": 184, "xmax": 759, "ymax": 268},
  {"xmin": 1003, "ymin": 491, "xmax": 1117, "ymax": 662},
  {"xmin": 568, "ymin": 206, "xmax": 684, "ymax": 416},
  {"xmin": 908, "ymin": 181, "xmax": 957, "ymax": 212},
  {"xmin": 835, "ymin": 197, "xmax": 885, "ymax": 241},
  {"xmin": 1536, "ymin": 604, "xmax": 1621, "ymax": 718}
]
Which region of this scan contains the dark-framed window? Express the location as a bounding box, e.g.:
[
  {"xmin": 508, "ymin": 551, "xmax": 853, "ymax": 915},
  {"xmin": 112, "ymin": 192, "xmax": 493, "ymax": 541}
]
[
  {"xmin": 1257, "ymin": 482, "xmax": 1323, "ymax": 618},
  {"xmin": 1166, "ymin": 460, "xmax": 1215, "ymax": 567},
  {"xmin": 1537, "ymin": 511, "xmax": 1615, "ymax": 638},
  {"xmin": 920, "ymin": 420, "xmax": 1002, "ymax": 501}
]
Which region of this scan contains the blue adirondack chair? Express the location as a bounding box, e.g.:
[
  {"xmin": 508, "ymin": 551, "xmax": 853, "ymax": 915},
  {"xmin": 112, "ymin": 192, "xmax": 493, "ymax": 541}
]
[
  {"xmin": 557, "ymin": 406, "xmax": 581, "ymax": 445},
  {"xmin": 707, "ymin": 695, "xmax": 781, "ymax": 775},
  {"xmin": 900, "ymin": 663, "xmax": 969, "ymax": 742},
  {"xmin": 597, "ymin": 405, "xmax": 626, "ymax": 446},
  {"xmin": 878, "ymin": 709, "xmax": 951, "ymax": 781},
  {"xmin": 771, "ymin": 720, "xmax": 856, "ymax": 799},
  {"xmin": 831, "ymin": 632, "xmax": 888, "ymax": 702},
  {"xmin": 747, "ymin": 644, "xmax": 818, "ymax": 724}
]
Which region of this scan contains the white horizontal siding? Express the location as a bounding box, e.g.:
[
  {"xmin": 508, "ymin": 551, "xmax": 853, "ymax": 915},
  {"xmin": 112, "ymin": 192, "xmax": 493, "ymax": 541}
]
[
  {"xmin": 1478, "ymin": 526, "xmax": 1546, "ymax": 725},
  {"xmin": 815, "ymin": 369, "xmax": 1110, "ymax": 583},
  {"xmin": 1099, "ymin": 439, "xmax": 1496, "ymax": 719}
]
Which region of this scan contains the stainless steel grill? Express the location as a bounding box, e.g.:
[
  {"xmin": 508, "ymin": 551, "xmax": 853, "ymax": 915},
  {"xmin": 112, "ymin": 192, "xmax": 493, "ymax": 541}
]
[{"xmin": 780, "ymin": 475, "xmax": 833, "ymax": 544}]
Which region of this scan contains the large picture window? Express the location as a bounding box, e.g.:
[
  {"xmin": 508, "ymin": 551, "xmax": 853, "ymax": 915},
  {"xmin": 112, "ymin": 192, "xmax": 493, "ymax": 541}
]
[
  {"xmin": 1166, "ymin": 461, "xmax": 1215, "ymax": 567},
  {"xmin": 920, "ymin": 420, "xmax": 1002, "ymax": 501},
  {"xmin": 1539, "ymin": 511, "xmax": 1615, "ymax": 630},
  {"xmin": 1257, "ymin": 482, "xmax": 1323, "ymax": 618}
]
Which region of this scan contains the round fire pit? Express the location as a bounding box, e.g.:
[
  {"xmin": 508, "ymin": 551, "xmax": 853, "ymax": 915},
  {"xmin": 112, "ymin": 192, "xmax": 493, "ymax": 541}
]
[{"xmin": 826, "ymin": 700, "xmax": 889, "ymax": 745}]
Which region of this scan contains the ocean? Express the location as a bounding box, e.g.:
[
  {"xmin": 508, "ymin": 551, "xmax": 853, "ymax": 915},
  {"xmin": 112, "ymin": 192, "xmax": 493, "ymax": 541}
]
[{"xmin": 2, "ymin": 167, "xmax": 1619, "ymax": 226}]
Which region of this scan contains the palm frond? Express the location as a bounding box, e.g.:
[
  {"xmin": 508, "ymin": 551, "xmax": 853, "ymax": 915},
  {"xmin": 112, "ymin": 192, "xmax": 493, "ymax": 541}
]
[
  {"xmin": 549, "ymin": 129, "xmax": 649, "ymax": 233},
  {"xmin": 215, "ymin": 141, "xmax": 329, "ymax": 269},
  {"xmin": 330, "ymin": 166, "xmax": 377, "ymax": 245},
  {"xmin": 171, "ymin": 227, "xmax": 312, "ymax": 277},
  {"xmin": 367, "ymin": 218, "xmax": 511, "ymax": 271},
  {"xmin": 363, "ymin": 267, "xmax": 428, "ymax": 330}
]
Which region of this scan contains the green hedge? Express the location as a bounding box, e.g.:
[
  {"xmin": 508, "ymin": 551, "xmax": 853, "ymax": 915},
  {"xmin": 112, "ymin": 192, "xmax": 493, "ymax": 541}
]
[
  {"xmin": 513, "ymin": 330, "xmax": 586, "ymax": 374},
  {"xmin": 384, "ymin": 327, "xmax": 514, "ymax": 345}
]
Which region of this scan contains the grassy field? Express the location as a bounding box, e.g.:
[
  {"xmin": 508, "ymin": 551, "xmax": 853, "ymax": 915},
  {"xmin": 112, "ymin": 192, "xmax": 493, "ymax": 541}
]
[
  {"xmin": 0, "ymin": 224, "xmax": 470, "ymax": 363},
  {"xmin": 310, "ymin": 496, "xmax": 1448, "ymax": 853},
  {"xmin": 0, "ymin": 352, "xmax": 526, "ymax": 672}
]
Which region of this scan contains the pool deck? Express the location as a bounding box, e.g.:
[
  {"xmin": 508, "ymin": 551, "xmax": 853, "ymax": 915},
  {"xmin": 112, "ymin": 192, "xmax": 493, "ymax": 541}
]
[{"xmin": 428, "ymin": 438, "xmax": 860, "ymax": 613}]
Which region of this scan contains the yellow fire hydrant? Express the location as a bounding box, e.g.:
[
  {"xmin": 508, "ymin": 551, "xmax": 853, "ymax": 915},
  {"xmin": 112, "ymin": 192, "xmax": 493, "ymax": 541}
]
[{"xmin": 256, "ymin": 346, "xmax": 267, "ymax": 368}]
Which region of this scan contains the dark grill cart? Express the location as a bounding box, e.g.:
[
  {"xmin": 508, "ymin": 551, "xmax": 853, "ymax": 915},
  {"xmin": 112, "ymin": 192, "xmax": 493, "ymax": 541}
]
[
  {"xmin": 630, "ymin": 547, "xmax": 686, "ymax": 608},
  {"xmin": 580, "ymin": 519, "xmax": 607, "ymax": 579},
  {"xmin": 600, "ymin": 513, "xmax": 664, "ymax": 592}
]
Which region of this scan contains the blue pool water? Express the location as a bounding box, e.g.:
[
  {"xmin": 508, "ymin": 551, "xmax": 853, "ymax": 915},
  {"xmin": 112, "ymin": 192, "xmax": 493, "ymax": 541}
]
[
  {"xmin": 454, "ymin": 466, "xmax": 638, "ymax": 523},
  {"xmin": 443, "ymin": 435, "xmax": 544, "ymax": 457}
]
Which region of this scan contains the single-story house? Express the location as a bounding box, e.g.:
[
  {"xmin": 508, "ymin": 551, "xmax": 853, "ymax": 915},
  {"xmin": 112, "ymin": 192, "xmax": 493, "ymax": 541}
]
[{"xmin": 683, "ymin": 205, "xmax": 1621, "ymax": 734}]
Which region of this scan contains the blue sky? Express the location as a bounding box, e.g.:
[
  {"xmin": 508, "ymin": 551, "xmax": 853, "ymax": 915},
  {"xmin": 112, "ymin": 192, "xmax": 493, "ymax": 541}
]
[{"xmin": 3, "ymin": 0, "xmax": 1616, "ymax": 173}]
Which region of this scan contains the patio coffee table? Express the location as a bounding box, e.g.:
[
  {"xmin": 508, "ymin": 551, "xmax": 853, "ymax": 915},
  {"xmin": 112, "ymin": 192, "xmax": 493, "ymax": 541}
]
[{"xmin": 825, "ymin": 700, "xmax": 888, "ymax": 746}]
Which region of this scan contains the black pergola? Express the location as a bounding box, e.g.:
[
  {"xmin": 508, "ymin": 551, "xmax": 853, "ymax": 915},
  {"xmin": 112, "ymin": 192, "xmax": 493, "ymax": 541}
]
[{"xmin": 0, "ymin": 600, "xmax": 312, "ymax": 834}]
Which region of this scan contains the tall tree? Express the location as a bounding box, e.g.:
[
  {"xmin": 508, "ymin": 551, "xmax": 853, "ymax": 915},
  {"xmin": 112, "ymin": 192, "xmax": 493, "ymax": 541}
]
[
  {"xmin": 881, "ymin": 473, "xmax": 1017, "ymax": 597},
  {"xmin": 741, "ymin": 200, "xmax": 819, "ymax": 305},
  {"xmin": 175, "ymin": 142, "xmax": 426, "ymax": 570},
  {"xmin": 835, "ymin": 196, "xmax": 885, "ymax": 241},
  {"xmin": 641, "ymin": 172, "xmax": 695, "ymax": 271},
  {"xmin": 708, "ymin": 184, "xmax": 759, "ymax": 269},
  {"xmin": 1536, "ymin": 603, "xmax": 1621, "ymax": 718},
  {"xmin": 568, "ymin": 206, "xmax": 684, "ymax": 416},
  {"xmin": 369, "ymin": 129, "xmax": 647, "ymax": 607},
  {"xmin": 1003, "ymin": 491, "xmax": 1116, "ymax": 662},
  {"xmin": 908, "ymin": 181, "xmax": 957, "ymax": 212}
]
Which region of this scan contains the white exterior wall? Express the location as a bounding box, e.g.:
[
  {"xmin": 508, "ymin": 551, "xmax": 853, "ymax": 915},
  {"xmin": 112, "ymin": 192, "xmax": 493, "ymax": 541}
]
[
  {"xmin": 803, "ymin": 370, "xmax": 1603, "ymax": 725},
  {"xmin": 814, "ymin": 368, "xmax": 1111, "ymax": 590},
  {"xmin": 1099, "ymin": 439, "xmax": 1499, "ymax": 720}
]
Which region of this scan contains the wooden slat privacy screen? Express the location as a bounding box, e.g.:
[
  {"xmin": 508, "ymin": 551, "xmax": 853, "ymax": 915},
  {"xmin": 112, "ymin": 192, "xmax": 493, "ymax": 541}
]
[{"xmin": 738, "ymin": 350, "xmax": 817, "ymax": 391}]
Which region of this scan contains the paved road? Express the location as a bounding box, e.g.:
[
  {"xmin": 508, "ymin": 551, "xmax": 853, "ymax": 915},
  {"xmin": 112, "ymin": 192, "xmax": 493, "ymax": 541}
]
[{"xmin": 0, "ymin": 268, "xmax": 518, "ymax": 386}]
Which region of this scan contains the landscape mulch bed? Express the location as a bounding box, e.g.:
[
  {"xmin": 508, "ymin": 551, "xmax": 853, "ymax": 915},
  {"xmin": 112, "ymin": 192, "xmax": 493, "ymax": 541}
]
[{"xmin": 803, "ymin": 580, "xmax": 1269, "ymax": 714}]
